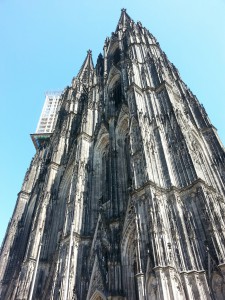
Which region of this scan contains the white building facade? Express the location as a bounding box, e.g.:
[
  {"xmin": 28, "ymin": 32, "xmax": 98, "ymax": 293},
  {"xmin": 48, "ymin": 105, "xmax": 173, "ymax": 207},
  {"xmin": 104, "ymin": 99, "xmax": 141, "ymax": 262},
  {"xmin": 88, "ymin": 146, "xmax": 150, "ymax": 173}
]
[{"xmin": 36, "ymin": 92, "xmax": 61, "ymax": 134}]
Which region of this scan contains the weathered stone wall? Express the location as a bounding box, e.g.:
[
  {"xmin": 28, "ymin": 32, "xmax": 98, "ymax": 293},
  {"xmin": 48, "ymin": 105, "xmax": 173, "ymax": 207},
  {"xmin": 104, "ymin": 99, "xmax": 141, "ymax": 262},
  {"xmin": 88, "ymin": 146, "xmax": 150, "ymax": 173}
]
[{"xmin": 0, "ymin": 9, "xmax": 225, "ymax": 300}]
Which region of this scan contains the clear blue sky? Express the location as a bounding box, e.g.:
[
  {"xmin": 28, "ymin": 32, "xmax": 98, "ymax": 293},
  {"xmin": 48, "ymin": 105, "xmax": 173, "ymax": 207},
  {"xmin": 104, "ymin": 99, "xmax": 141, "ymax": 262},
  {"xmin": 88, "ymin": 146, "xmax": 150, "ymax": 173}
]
[{"xmin": 0, "ymin": 0, "xmax": 224, "ymax": 245}]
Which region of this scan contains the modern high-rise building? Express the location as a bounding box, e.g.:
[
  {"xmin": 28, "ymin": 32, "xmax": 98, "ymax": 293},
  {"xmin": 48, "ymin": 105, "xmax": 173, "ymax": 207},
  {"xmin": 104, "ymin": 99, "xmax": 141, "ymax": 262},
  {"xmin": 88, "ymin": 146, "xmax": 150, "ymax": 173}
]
[
  {"xmin": 31, "ymin": 92, "xmax": 61, "ymax": 150},
  {"xmin": 36, "ymin": 92, "xmax": 61, "ymax": 134},
  {"xmin": 0, "ymin": 9, "xmax": 225, "ymax": 300}
]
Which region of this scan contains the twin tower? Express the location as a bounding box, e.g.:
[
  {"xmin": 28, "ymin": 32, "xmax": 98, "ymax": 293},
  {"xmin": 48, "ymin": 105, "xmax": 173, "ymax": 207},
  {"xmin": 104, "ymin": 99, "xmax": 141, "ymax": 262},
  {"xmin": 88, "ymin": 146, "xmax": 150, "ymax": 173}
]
[{"xmin": 1, "ymin": 9, "xmax": 225, "ymax": 300}]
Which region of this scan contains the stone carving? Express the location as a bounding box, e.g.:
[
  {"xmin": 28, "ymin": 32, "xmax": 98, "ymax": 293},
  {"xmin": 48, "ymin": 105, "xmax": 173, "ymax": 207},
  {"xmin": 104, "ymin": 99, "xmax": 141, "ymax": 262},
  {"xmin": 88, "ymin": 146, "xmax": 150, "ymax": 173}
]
[{"xmin": 0, "ymin": 9, "xmax": 225, "ymax": 300}]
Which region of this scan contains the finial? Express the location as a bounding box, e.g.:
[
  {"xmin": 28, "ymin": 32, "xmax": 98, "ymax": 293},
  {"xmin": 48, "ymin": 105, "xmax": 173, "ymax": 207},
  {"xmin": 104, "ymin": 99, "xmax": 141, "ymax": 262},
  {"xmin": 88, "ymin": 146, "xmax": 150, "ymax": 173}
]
[
  {"xmin": 87, "ymin": 49, "xmax": 92, "ymax": 55},
  {"xmin": 121, "ymin": 8, "xmax": 126, "ymax": 12}
]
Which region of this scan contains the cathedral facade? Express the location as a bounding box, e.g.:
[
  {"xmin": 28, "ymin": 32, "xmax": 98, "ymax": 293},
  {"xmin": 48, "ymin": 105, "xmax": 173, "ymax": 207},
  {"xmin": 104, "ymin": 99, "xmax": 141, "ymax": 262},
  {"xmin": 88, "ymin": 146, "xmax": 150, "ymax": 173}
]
[{"xmin": 1, "ymin": 9, "xmax": 225, "ymax": 300}]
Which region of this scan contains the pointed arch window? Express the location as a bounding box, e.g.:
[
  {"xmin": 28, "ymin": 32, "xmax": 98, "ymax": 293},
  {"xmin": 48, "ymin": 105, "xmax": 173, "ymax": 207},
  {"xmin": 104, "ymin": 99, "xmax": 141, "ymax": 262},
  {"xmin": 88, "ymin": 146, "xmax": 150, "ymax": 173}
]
[
  {"xmin": 124, "ymin": 134, "xmax": 132, "ymax": 187},
  {"xmin": 109, "ymin": 80, "xmax": 122, "ymax": 109},
  {"xmin": 107, "ymin": 46, "xmax": 121, "ymax": 70},
  {"xmin": 113, "ymin": 48, "xmax": 121, "ymax": 65},
  {"xmin": 90, "ymin": 290, "xmax": 107, "ymax": 300},
  {"xmin": 102, "ymin": 149, "xmax": 110, "ymax": 203}
]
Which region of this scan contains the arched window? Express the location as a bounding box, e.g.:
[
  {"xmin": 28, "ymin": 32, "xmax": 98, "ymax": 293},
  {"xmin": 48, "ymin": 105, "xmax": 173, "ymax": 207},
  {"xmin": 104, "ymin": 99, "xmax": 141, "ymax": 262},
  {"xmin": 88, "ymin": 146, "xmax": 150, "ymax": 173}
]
[
  {"xmin": 90, "ymin": 290, "xmax": 107, "ymax": 300},
  {"xmin": 102, "ymin": 149, "xmax": 110, "ymax": 203},
  {"xmin": 109, "ymin": 80, "xmax": 122, "ymax": 109},
  {"xmin": 113, "ymin": 48, "xmax": 121, "ymax": 65},
  {"xmin": 124, "ymin": 134, "xmax": 132, "ymax": 187},
  {"xmin": 121, "ymin": 226, "xmax": 139, "ymax": 300},
  {"xmin": 107, "ymin": 47, "xmax": 121, "ymax": 70}
]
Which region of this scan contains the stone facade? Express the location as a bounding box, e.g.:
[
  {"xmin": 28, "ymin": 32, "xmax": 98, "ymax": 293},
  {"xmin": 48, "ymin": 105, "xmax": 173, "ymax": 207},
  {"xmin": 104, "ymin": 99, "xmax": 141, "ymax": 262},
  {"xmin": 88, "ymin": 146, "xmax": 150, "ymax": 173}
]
[{"xmin": 1, "ymin": 9, "xmax": 225, "ymax": 300}]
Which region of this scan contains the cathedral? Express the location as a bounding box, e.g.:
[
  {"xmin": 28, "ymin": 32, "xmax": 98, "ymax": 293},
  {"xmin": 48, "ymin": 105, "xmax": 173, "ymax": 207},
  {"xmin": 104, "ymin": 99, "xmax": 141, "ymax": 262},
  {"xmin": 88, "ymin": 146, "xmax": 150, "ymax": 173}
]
[{"xmin": 1, "ymin": 9, "xmax": 225, "ymax": 300}]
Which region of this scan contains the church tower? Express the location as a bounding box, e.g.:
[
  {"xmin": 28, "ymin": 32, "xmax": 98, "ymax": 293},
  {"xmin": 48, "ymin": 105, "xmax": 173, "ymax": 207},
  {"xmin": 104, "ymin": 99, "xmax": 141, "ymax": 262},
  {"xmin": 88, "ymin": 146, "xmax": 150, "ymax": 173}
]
[{"xmin": 1, "ymin": 9, "xmax": 225, "ymax": 300}]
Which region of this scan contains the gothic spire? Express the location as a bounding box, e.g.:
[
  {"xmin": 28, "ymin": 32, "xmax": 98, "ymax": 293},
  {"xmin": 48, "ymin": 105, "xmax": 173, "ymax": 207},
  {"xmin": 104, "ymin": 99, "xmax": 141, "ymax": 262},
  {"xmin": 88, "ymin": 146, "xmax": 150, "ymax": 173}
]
[
  {"xmin": 1, "ymin": 9, "xmax": 225, "ymax": 300},
  {"xmin": 76, "ymin": 49, "xmax": 94, "ymax": 83},
  {"xmin": 116, "ymin": 8, "xmax": 133, "ymax": 31}
]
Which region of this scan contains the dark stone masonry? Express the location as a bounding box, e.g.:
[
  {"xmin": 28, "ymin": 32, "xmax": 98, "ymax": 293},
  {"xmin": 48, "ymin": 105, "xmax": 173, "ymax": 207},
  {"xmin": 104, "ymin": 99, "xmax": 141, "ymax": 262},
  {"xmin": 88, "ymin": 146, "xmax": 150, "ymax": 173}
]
[{"xmin": 1, "ymin": 9, "xmax": 225, "ymax": 300}]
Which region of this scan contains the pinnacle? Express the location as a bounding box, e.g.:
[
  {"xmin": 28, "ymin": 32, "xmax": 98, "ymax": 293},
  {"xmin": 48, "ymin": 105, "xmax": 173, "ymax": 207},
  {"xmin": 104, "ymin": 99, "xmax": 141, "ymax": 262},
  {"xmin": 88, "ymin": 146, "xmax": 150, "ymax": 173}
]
[
  {"xmin": 87, "ymin": 49, "xmax": 92, "ymax": 56},
  {"xmin": 76, "ymin": 49, "xmax": 94, "ymax": 81},
  {"xmin": 116, "ymin": 8, "xmax": 133, "ymax": 31}
]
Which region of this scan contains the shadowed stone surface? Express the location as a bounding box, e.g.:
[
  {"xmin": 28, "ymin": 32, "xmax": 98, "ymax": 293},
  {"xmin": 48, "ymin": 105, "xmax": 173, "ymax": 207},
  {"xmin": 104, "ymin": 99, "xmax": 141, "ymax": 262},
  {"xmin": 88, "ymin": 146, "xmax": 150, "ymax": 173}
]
[{"xmin": 1, "ymin": 9, "xmax": 225, "ymax": 300}]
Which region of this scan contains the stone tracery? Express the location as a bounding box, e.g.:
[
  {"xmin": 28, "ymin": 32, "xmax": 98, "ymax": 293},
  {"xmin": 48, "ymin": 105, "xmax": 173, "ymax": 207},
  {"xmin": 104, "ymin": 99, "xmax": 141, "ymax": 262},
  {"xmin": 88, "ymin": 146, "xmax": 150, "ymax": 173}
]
[{"xmin": 0, "ymin": 9, "xmax": 225, "ymax": 300}]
